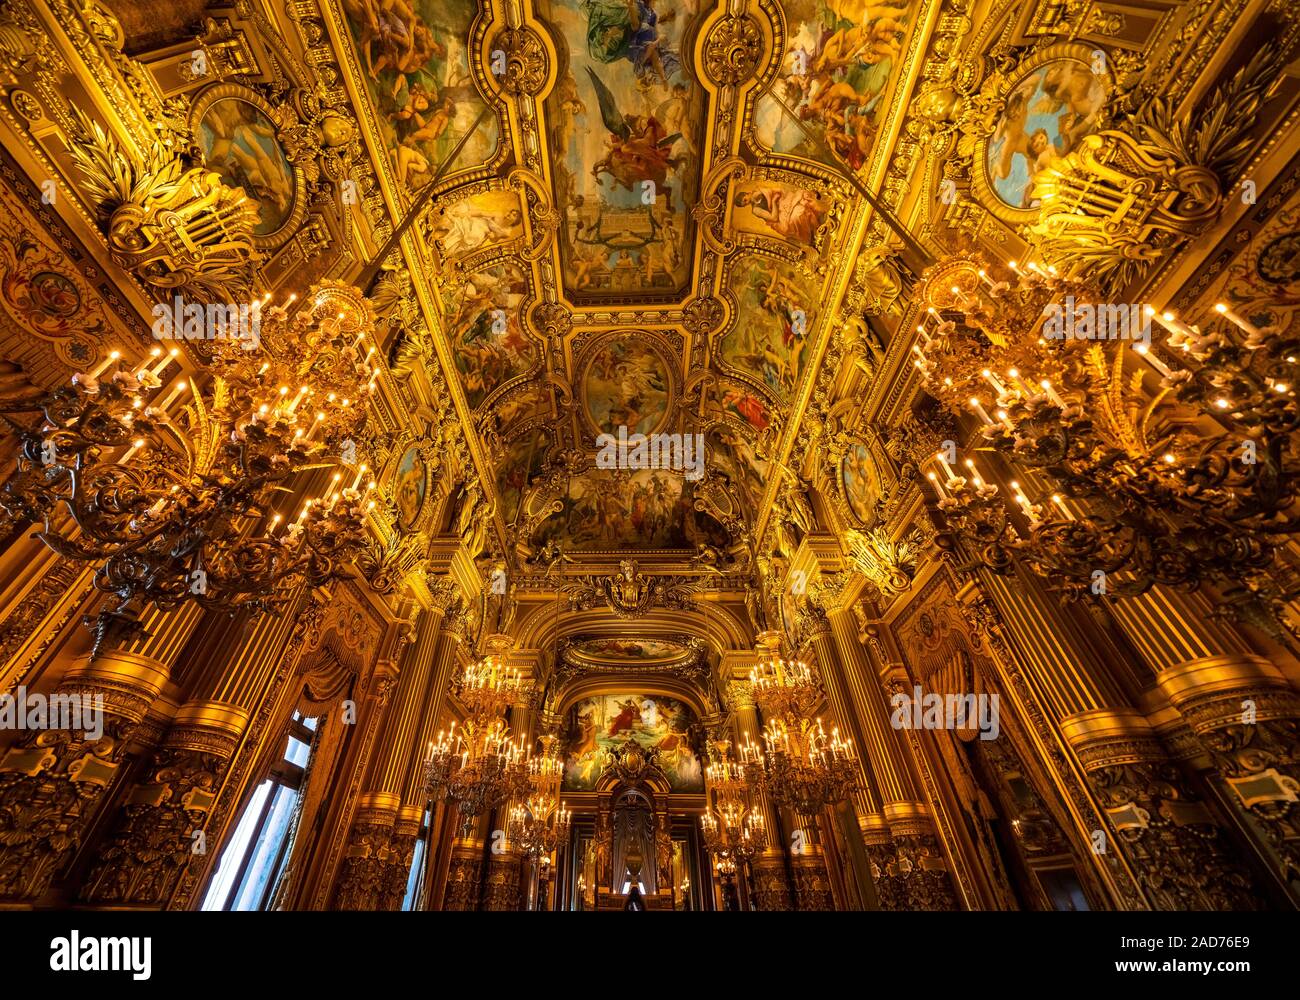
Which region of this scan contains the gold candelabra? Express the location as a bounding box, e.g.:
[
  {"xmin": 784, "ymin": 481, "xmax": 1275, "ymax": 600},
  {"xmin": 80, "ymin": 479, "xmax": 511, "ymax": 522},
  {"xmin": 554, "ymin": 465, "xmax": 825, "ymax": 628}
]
[
  {"xmin": 742, "ymin": 649, "xmax": 857, "ymax": 816},
  {"xmin": 507, "ymin": 734, "xmax": 572, "ymax": 859},
  {"xmin": 0, "ymin": 282, "xmax": 382, "ymax": 653},
  {"xmin": 915, "ymin": 253, "xmax": 1300, "ymax": 638},
  {"xmin": 424, "ymin": 634, "xmax": 532, "ymax": 834}
]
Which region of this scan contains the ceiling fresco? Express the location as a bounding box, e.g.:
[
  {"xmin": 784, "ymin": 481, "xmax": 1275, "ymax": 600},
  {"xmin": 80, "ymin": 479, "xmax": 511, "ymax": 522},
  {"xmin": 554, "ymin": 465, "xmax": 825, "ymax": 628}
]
[
  {"xmin": 540, "ymin": 0, "xmax": 707, "ymax": 302},
  {"xmin": 323, "ymin": 0, "xmax": 908, "ymax": 557},
  {"xmin": 341, "ymin": 0, "xmax": 500, "ymax": 194},
  {"xmin": 753, "ymin": 0, "xmax": 915, "ymax": 170}
]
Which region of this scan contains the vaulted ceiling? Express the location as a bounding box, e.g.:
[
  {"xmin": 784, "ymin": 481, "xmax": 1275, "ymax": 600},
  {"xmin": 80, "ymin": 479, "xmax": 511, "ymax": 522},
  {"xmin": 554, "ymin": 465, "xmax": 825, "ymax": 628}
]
[{"xmin": 326, "ymin": 0, "xmax": 918, "ymax": 568}]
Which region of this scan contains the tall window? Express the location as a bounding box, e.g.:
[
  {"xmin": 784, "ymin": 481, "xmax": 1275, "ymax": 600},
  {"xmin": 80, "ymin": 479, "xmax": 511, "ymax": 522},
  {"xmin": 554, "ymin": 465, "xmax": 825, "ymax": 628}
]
[
  {"xmin": 400, "ymin": 808, "xmax": 432, "ymax": 911},
  {"xmin": 202, "ymin": 713, "xmax": 318, "ymax": 911}
]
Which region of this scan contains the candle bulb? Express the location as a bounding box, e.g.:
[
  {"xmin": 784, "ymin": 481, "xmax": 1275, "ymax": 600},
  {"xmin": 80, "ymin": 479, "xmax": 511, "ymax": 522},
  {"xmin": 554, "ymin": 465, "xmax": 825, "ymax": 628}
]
[
  {"xmin": 146, "ymin": 347, "xmax": 173, "ymax": 379},
  {"xmin": 90, "ymin": 350, "xmax": 121, "ymax": 379},
  {"xmin": 1051, "ymin": 494, "xmax": 1076, "ymax": 521},
  {"xmin": 977, "ymin": 269, "xmax": 995, "ymax": 289},
  {"xmin": 1133, "ymin": 342, "xmax": 1174, "ymax": 379},
  {"xmin": 286, "ymin": 385, "xmax": 309, "ymax": 415},
  {"xmin": 1039, "ymin": 380, "xmax": 1065, "ymax": 407},
  {"xmin": 155, "ymin": 379, "xmax": 188, "ymax": 412},
  {"xmin": 119, "ymin": 437, "xmax": 146, "ymax": 464},
  {"xmin": 969, "ymin": 397, "xmax": 994, "ymax": 426},
  {"xmin": 982, "ymin": 369, "xmax": 1008, "ymax": 398},
  {"xmin": 349, "ymin": 463, "xmax": 368, "ymax": 491},
  {"xmin": 996, "ymin": 408, "xmax": 1014, "ymax": 431},
  {"xmin": 935, "ymin": 450, "xmax": 956, "ymax": 480},
  {"xmin": 1215, "ymin": 302, "xmax": 1259, "ymax": 339},
  {"xmin": 1007, "ymin": 368, "xmax": 1034, "ymax": 396},
  {"xmin": 136, "ymin": 347, "xmax": 163, "ymax": 378}
]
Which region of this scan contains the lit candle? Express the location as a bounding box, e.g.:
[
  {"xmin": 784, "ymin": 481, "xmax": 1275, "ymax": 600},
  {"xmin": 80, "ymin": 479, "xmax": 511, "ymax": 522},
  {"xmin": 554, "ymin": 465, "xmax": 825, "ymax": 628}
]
[
  {"xmin": 1051, "ymin": 494, "xmax": 1076, "ymax": 521},
  {"xmin": 89, "ymin": 350, "xmax": 121, "ymax": 379},
  {"xmin": 1039, "ymin": 380, "xmax": 1065, "ymax": 407},
  {"xmin": 935, "ymin": 449, "xmax": 956, "ymax": 481},
  {"xmin": 982, "ymin": 369, "xmax": 1008, "ymax": 398},
  {"xmin": 1215, "ymin": 303, "xmax": 1259, "ymax": 339},
  {"xmin": 995, "ymin": 408, "xmax": 1014, "ymax": 432},
  {"xmin": 1133, "ymin": 342, "xmax": 1174, "ymax": 379},
  {"xmin": 150, "ymin": 347, "xmax": 179, "ymax": 378},
  {"xmin": 977, "ymin": 269, "xmax": 995, "ymax": 289},
  {"xmin": 1009, "ymin": 481, "xmax": 1033, "ymax": 517},
  {"xmin": 119, "ymin": 437, "xmax": 146, "ymax": 464},
  {"xmin": 1007, "ymin": 368, "xmax": 1034, "ymax": 396},
  {"xmin": 303, "ymin": 411, "xmax": 324, "ymax": 443},
  {"xmin": 155, "ymin": 379, "xmax": 188, "ymax": 412},
  {"xmin": 968, "ymin": 397, "xmax": 994, "ymax": 426},
  {"xmin": 136, "ymin": 347, "xmax": 163, "ymax": 379}
]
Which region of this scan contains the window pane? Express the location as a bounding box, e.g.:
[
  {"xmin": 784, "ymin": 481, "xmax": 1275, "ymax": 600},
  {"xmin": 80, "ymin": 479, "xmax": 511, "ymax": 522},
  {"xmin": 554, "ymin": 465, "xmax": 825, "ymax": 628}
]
[
  {"xmin": 229, "ymin": 784, "xmax": 301, "ymax": 911},
  {"xmin": 401, "ymin": 838, "xmax": 426, "ymax": 911},
  {"xmin": 201, "ymin": 781, "xmax": 271, "ymax": 911},
  {"xmin": 285, "ymin": 735, "xmax": 312, "ymax": 768}
]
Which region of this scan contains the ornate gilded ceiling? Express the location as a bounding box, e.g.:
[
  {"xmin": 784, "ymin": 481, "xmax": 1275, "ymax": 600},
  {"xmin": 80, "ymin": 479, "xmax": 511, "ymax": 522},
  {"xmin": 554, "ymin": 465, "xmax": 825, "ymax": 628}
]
[{"xmin": 321, "ymin": 0, "xmax": 917, "ymax": 562}]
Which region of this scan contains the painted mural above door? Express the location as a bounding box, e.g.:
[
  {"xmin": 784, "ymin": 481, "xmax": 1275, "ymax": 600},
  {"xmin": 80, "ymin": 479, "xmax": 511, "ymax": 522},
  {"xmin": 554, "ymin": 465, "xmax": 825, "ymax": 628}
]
[{"xmin": 562, "ymin": 693, "xmax": 703, "ymax": 791}]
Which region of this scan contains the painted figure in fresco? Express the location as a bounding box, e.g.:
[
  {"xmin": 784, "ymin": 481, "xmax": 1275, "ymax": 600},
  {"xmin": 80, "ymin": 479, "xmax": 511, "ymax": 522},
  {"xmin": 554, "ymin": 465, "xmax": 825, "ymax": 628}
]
[
  {"xmin": 721, "ymin": 387, "xmax": 770, "ymax": 431},
  {"xmin": 583, "ymin": 0, "xmax": 679, "ymax": 85},
  {"xmin": 992, "ymin": 84, "xmax": 1061, "ymax": 207},
  {"xmin": 843, "ymin": 444, "xmax": 876, "ymax": 520},
  {"xmin": 1037, "ymin": 62, "xmax": 1106, "ymax": 152},
  {"xmin": 765, "ymin": 1, "xmax": 909, "ymax": 168},
  {"xmin": 434, "ymin": 203, "xmax": 523, "ymax": 256},
  {"xmin": 608, "ymin": 697, "xmax": 644, "ymax": 736},
  {"xmin": 655, "ymin": 81, "xmax": 695, "ymax": 157},
  {"xmin": 586, "ymin": 69, "xmax": 686, "ymax": 198},
  {"xmin": 735, "ymin": 185, "xmax": 825, "ymax": 245},
  {"xmin": 202, "ymin": 101, "xmax": 294, "ymax": 221}
]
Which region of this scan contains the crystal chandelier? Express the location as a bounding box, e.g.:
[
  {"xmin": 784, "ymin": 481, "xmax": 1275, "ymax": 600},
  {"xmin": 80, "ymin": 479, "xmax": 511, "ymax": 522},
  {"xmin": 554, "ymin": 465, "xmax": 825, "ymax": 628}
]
[
  {"xmin": 914, "ymin": 253, "xmax": 1300, "ymax": 637},
  {"xmin": 424, "ymin": 634, "xmax": 532, "ymax": 834},
  {"xmin": 0, "ymin": 282, "xmax": 381, "ymax": 652},
  {"xmin": 507, "ymin": 734, "xmax": 572, "ymax": 859},
  {"xmin": 702, "ymin": 742, "xmax": 767, "ymax": 865},
  {"xmin": 742, "ymin": 648, "xmax": 857, "ymax": 816}
]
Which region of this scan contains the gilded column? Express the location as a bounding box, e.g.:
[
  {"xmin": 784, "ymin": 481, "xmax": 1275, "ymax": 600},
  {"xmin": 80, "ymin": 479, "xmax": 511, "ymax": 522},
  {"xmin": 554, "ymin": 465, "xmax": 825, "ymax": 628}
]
[
  {"xmin": 482, "ymin": 698, "xmax": 534, "ymax": 911},
  {"xmin": 809, "ymin": 596, "xmax": 958, "ymax": 910},
  {"xmin": 1060, "ymin": 709, "xmax": 1259, "ymax": 909},
  {"xmin": 0, "ymin": 601, "xmax": 197, "ymax": 903},
  {"xmin": 334, "ymin": 791, "xmax": 402, "ymax": 911},
  {"xmin": 443, "ymin": 816, "xmax": 489, "ymax": 911},
  {"xmin": 78, "ymin": 703, "xmax": 249, "ymax": 906},
  {"xmin": 77, "ymin": 600, "xmax": 303, "ymax": 907},
  {"xmin": 340, "ymin": 579, "xmax": 454, "ymax": 910},
  {"xmin": 1158, "ymin": 655, "xmax": 1300, "ymax": 888},
  {"xmin": 967, "ymin": 574, "xmax": 1262, "ymax": 909}
]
